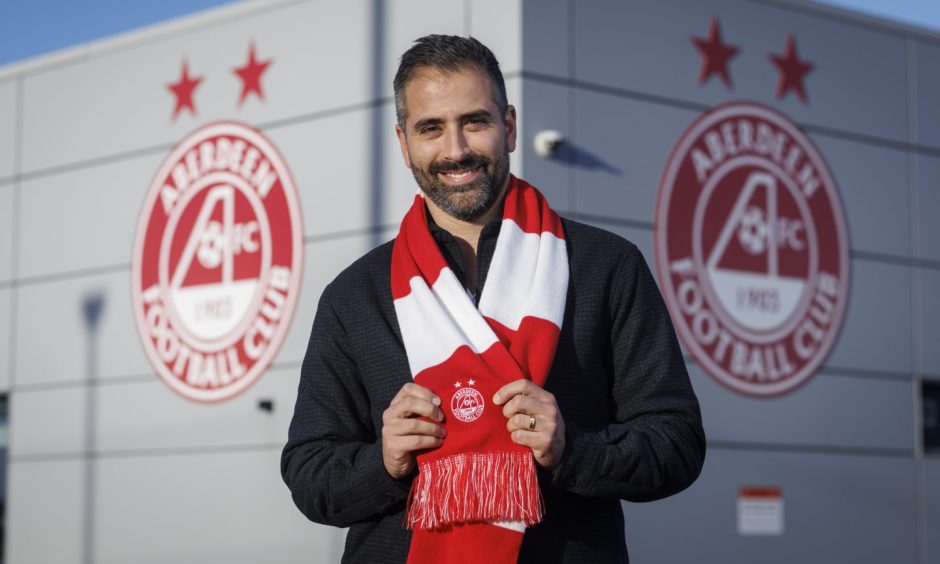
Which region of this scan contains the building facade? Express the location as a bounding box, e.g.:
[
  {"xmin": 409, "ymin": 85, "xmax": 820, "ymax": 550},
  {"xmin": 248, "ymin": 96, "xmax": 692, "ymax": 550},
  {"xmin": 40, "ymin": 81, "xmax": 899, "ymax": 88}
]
[{"xmin": 0, "ymin": 0, "xmax": 937, "ymax": 562}]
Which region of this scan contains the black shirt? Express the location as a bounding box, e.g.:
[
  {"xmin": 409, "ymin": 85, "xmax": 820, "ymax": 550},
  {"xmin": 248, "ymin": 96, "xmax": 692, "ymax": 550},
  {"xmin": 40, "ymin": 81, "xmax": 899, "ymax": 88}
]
[{"xmin": 282, "ymin": 215, "xmax": 706, "ymax": 563}]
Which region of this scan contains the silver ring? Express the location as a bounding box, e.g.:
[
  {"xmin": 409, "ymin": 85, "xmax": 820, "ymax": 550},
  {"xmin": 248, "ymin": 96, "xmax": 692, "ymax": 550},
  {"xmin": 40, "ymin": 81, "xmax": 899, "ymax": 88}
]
[{"xmin": 528, "ymin": 415, "xmax": 537, "ymax": 431}]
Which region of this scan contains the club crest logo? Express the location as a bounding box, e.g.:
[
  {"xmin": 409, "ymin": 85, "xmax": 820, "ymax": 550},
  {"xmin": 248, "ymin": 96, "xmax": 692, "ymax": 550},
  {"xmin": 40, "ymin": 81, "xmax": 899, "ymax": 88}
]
[
  {"xmin": 132, "ymin": 121, "xmax": 303, "ymax": 402},
  {"xmin": 451, "ymin": 380, "xmax": 485, "ymax": 423},
  {"xmin": 655, "ymin": 102, "xmax": 849, "ymax": 397}
]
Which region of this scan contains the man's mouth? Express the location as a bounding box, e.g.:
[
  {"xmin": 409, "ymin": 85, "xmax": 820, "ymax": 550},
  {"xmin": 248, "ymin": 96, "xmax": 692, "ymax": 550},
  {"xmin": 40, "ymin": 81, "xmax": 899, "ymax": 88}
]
[{"xmin": 438, "ymin": 166, "xmax": 482, "ymax": 184}]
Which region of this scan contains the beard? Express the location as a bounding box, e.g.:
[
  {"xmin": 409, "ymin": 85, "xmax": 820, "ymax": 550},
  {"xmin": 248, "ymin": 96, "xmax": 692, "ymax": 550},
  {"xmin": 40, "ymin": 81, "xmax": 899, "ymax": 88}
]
[{"xmin": 410, "ymin": 145, "xmax": 510, "ymax": 222}]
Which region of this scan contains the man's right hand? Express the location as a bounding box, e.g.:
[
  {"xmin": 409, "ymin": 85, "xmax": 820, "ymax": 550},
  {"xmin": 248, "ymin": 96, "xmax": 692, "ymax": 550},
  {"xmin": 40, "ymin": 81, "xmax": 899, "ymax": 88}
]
[{"xmin": 381, "ymin": 382, "xmax": 446, "ymax": 479}]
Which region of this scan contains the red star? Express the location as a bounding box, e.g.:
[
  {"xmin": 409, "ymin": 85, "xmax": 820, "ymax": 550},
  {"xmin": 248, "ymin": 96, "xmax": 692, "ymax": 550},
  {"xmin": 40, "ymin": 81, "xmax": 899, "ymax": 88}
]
[
  {"xmin": 769, "ymin": 34, "xmax": 815, "ymax": 104},
  {"xmin": 167, "ymin": 59, "xmax": 203, "ymax": 120},
  {"xmin": 233, "ymin": 43, "xmax": 272, "ymax": 105},
  {"xmin": 691, "ymin": 16, "xmax": 739, "ymax": 89}
]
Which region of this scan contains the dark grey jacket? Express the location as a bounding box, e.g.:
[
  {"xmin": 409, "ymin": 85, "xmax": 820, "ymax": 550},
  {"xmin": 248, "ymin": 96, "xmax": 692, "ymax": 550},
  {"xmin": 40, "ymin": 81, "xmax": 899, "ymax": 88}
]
[{"xmin": 282, "ymin": 216, "xmax": 706, "ymax": 563}]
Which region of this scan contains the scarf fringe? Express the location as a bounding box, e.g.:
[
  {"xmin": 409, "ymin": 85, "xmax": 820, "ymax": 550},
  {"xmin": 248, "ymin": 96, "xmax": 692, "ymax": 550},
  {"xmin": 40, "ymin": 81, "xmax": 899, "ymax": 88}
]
[{"xmin": 406, "ymin": 451, "xmax": 544, "ymax": 531}]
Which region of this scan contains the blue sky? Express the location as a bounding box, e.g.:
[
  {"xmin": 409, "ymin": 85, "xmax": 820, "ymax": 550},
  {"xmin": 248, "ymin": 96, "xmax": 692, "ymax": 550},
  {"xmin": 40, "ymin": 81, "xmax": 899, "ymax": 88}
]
[{"xmin": 0, "ymin": 0, "xmax": 939, "ymax": 68}]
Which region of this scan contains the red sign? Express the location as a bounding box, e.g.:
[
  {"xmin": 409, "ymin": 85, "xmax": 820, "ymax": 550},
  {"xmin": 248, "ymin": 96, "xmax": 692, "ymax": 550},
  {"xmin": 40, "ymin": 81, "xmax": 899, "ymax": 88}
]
[
  {"xmin": 132, "ymin": 121, "xmax": 303, "ymax": 402},
  {"xmin": 655, "ymin": 102, "xmax": 849, "ymax": 397}
]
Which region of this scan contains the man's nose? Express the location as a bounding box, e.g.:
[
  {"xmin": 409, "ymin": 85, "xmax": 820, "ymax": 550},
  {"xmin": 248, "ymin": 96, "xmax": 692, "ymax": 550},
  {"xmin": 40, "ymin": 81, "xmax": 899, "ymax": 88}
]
[{"xmin": 442, "ymin": 128, "xmax": 472, "ymax": 162}]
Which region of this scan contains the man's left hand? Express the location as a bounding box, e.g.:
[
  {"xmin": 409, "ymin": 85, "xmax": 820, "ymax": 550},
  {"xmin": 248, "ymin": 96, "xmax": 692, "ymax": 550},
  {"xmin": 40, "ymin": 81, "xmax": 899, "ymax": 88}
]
[{"xmin": 493, "ymin": 379, "xmax": 566, "ymax": 471}]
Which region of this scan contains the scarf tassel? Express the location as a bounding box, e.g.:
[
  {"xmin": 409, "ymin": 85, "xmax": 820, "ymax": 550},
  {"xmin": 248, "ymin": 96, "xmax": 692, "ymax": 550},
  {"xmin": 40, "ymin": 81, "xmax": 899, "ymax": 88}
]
[{"xmin": 405, "ymin": 451, "xmax": 544, "ymax": 531}]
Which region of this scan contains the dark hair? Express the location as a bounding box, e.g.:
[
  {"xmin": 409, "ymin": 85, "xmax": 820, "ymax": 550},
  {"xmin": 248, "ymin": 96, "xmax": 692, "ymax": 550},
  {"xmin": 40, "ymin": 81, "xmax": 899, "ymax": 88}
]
[{"xmin": 393, "ymin": 34, "xmax": 508, "ymax": 128}]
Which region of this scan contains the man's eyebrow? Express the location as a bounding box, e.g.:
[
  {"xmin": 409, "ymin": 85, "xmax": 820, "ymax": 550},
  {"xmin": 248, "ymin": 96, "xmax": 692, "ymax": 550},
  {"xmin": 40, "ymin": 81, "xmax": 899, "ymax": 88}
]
[{"xmin": 411, "ymin": 109, "xmax": 495, "ymax": 133}]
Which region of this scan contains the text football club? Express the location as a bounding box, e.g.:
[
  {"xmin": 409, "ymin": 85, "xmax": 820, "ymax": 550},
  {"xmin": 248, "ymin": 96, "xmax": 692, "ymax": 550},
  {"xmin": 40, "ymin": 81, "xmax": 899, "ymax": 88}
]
[
  {"xmin": 655, "ymin": 102, "xmax": 849, "ymax": 397},
  {"xmin": 132, "ymin": 121, "xmax": 303, "ymax": 402}
]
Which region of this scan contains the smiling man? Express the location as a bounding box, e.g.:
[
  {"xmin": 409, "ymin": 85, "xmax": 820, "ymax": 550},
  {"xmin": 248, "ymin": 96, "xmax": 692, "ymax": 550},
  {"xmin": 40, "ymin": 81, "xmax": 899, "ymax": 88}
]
[{"xmin": 282, "ymin": 35, "xmax": 706, "ymax": 564}]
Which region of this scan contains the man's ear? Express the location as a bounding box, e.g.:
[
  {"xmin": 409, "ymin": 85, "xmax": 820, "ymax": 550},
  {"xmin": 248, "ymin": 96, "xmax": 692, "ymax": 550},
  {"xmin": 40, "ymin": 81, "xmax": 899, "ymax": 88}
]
[
  {"xmin": 504, "ymin": 105, "xmax": 518, "ymax": 153},
  {"xmin": 395, "ymin": 123, "xmax": 412, "ymax": 169}
]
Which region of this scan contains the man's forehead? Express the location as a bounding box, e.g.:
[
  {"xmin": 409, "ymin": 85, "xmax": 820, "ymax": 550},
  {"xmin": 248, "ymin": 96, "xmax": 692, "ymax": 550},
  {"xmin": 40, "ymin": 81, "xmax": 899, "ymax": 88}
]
[{"xmin": 401, "ymin": 66, "xmax": 497, "ymax": 120}]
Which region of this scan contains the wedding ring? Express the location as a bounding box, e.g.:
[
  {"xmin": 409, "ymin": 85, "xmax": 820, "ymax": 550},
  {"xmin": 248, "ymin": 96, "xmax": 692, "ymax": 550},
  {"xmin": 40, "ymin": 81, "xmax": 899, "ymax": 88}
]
[{"xmin": 528, "ymin": 415, "xmax": 537, "ymax": 431}]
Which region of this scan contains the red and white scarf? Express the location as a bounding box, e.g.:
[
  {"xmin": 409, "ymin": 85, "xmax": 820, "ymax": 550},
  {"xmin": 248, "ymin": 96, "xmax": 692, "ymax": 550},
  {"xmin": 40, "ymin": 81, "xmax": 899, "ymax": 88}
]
[{"xmin": 391, "ymin": 175, "xmax": 568, "ymax": 563}]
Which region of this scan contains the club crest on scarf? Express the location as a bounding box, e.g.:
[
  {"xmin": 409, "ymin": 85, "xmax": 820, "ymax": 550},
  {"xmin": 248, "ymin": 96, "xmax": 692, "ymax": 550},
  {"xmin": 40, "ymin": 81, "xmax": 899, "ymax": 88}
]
[{"xmin": 451, "ymin": 380, "xmax": 485, "ymax": 423}]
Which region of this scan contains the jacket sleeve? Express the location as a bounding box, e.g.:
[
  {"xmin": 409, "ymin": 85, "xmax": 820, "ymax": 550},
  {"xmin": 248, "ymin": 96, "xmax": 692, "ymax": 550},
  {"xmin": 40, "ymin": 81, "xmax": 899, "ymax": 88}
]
[
  {"xmin": 548, "ymin": 244, "xmax": 706, "ymax": 502},
  {"xmin": 281, "ymin": 282, "xmax": 411, "ymax": 527}
]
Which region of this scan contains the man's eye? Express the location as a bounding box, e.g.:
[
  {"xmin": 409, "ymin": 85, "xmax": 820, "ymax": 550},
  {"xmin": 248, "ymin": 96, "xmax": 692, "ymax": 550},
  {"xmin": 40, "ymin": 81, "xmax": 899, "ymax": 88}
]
[{"xmin": 421, "ymin": 126, "xmax": 441, "ymax": 135}]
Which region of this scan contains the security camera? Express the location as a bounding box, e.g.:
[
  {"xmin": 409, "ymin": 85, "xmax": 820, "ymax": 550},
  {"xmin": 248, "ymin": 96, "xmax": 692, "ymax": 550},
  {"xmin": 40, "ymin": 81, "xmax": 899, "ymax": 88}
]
[{"xmin": 534, "ymin": 130, "xmax": 565, "ymax": 158}]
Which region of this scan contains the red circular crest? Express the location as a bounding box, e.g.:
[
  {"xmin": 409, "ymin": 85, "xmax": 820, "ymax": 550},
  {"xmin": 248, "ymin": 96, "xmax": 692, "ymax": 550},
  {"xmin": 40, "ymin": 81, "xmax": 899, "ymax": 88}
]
[
  {"xmin": 132, "ymin": 122, "xmax": 303, "ymax": 402},
  {"xmin": 654, "ymin": 102, "xmax": 849, "ymax": 397}
]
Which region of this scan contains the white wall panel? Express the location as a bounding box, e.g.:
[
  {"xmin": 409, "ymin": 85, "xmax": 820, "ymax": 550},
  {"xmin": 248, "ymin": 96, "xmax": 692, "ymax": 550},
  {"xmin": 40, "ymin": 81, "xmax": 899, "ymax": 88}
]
[
  {"xmin": 0, "ymin": 80, "xmax": 15, "ymax": 180},
  {"xmin": 693, "ymin": 364, "xmax": 913, "ymax": 449},
  {"xmin": 19, "ymin": 0, "xmax": 373, "ymax": 174},
  {"xmin": 0, "ymin": 288, "xmax": 10, "ymax": 391},
  {"xmin": 575, "ymin": 0, "xmax": 908, "ymax": 143},
  {"xmin": 0, "ymin": 184, "xmax": 13, "ymax": 283},
  {"xmin": 918, "ymin": 155, "xmax": 940, "ymax": 263},
  {"xmin": 386, "ymin": 0, "xmax": 466, "ymax": 93},
  {"xmin": 18, "ymin": 152, "xmax": 162, "ymax": 279},
  {"xmin": 10, "ymin": 386, "xmax": 86, "ymax": 457},
  {"xmin": 623, "ymin": 449, "xmax": 917, "ymax": 564},
  {"xmin": 825, "ymin": 259, "xmax": 912, "ymax": 374},
  {"xmin": 470, "ymin": 0, "xmax": 522, "ymax": 74},
  {"xmin": 16, "ymin": 270, "xmax": 150, "ymax": 386},
  {"xmin": 94, "ymin": 449, "xmax": 345, "ymax": 564},
  {"xmin": 96, "ymin": 367, "xmax": 296, "ymax": 452},
  {"xmin": 916, "ymin": 41, "xmax": 940, "ymax": 149},
  {"xmin": 6, "ymin": 459, "xmax": 84, "ymax": 564},
  {"xmin": 922, "ymin": 267, "xmax": 940, "ymax": 376},
  {"xmin": 812, "ymin": 136, "xmax": 910, "ymax": 257}
]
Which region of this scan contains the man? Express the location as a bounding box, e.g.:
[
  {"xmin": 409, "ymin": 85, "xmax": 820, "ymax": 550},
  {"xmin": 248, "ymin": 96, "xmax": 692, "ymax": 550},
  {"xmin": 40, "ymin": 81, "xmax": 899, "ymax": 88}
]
[{"xmin": 282, "ymin": 35, "xmax": 705, "ymax": 563}]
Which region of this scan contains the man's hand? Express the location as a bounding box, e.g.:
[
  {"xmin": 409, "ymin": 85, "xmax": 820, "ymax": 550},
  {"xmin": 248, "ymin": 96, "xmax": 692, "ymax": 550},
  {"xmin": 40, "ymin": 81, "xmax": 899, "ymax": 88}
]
[
  {"xmin": 494, "ymin": 379, "xmax": 566, "ymax": 470},
  {"xmin": 381, "ymin": 383, "xmax": 446, "ymax": 479}
]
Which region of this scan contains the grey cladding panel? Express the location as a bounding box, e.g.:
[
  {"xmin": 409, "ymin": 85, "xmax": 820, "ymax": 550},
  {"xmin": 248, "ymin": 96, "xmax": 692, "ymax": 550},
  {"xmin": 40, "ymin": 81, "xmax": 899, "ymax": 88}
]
[
  {"xmin": 574, "ymin": 0, "xmax": 908, "ymax": 143},
  {"xmin": 918, "ymin": 155, "xmax": 940, "ymax": 263},
  {"xmin": 520, "ymin": 80, "xmax": 572, "ymax": 212},
  {"xmin": 94, "ymin": 450, "xmax": 345, "ymax": 564},
  {"xmin": 916, "ymin": 41, "xmax": 940, "ymax": 150},
  {"xmin": 18, "ymin": 152, "xmax": 163, "ymax": 279},
  {"xmin": 96, "ymin": 367, "xmax": 299, "ymax": 453},
  {"xmin": 0, "ymin": 81, "xmax": 14, "ymax": 180},
  {"xmin": 0, "ymin": 184, "xmax": 12, "ymax": 283},
  {"xmin": 15, "ymin": 270, "xmax": 150, "ymax": 386},
  {"xmin": 6, "ymin": 459, "xmax": 84, "ymax": 564},
  {"xmin": 811, "ymin": 135, "xmax": 910, "ymax": 258},
  {"xmin": 19, "ymin": 0, "xmax": 374, "ymax": 174},
  {"xmin": 623, "ymin": 449, "xmax": 917, "ymax": 564},
  {"xmin": 522, "ymin": 0, "xmax": 570, "ymax": 78},
  {"xmin": 922, "ymin": 267, "xmax": 940, "ymax": 376},
  {"xmin": 824, "ymin": 258, "xmax": 912, "ymax": 374},
  {"xmin": 0, "ymin": 289, "xmax": 9, "ymax": 391},
  {"xmin": 10, "ymin": 387, "xmax": 86, "ymax": 457},
  {"xmin": 692, "ymin": 363, "xmax": 914, "ymax": 450},
  {"xmin": 927, "ymin": 458, "xmax": 940, "ymax": 564},
  {"xmin": 573, "ymin": 91, "xmax": 699, "ymax": 222}
]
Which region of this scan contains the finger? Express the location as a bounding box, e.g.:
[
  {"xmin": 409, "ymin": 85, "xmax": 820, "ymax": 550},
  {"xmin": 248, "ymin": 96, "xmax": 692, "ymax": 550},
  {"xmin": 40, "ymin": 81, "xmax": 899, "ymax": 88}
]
[
  {"xmin": 387, "ymin": 396, "xmax": 444, "ymax": 421},
  {"xmin": 392, "ymin": 382, "xmax": 441, "ymax": 407},
  {"xmin": 385, "ymin": 418, "xmax": 447, "ymax": 439},
  {"xmin": 501, "ymin": 394, "xmax": 545, "ymax": 419},
  {"xmin": 506, "ymin": 413, "xmax": 539, "ymax": 433},
  {"xmin": 509, "ymin": 428, "xmax": 544, "ymax": 449},
  {"xmin": 389, "ymin": 434, "xmax": 444, "ymax": 453},
  {"xmin": 493, "ymin": 379, "xmax": 553, "ymax": 405}
]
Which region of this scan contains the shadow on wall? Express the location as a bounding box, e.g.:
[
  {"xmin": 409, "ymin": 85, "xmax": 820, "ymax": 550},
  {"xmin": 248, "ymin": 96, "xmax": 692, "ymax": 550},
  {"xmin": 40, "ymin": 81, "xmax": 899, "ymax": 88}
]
[{"xmin": 552, "ymin": 141, "xmax": 622, "ymax": 176}]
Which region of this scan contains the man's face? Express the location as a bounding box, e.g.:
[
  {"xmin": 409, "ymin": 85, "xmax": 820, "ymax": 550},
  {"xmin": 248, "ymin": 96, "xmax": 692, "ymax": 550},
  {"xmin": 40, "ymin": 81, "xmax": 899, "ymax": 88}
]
[{"xmin": 395, "ymin": 66, "xmax": 517, "ymax": 222}]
